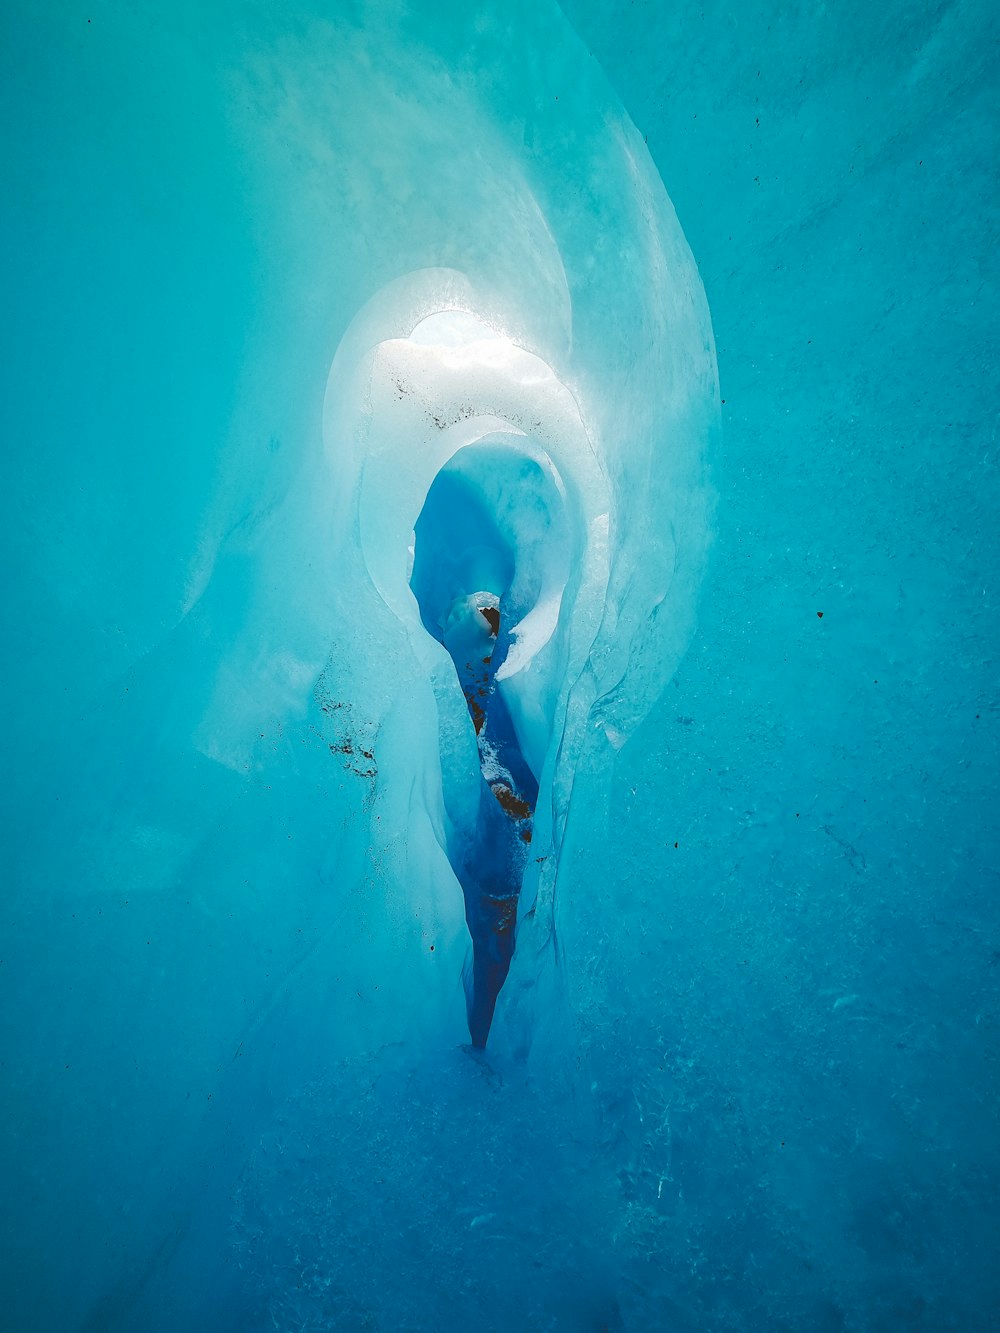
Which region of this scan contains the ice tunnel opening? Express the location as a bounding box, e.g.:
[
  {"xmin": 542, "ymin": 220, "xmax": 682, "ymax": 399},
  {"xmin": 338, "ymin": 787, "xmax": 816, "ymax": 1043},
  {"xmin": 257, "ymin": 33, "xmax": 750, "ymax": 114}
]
[
  {"xmin": 410, "ymin": 437, "xmax": 571, "ymax": 1047},
  {"xmin": 331, "ymin": 285, "xmax": 607, "ymax": 1046}
]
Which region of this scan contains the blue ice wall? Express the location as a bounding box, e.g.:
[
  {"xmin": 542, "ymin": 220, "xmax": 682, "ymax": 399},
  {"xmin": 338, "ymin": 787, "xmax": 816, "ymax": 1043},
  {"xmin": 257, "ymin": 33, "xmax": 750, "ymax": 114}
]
[
  {"xmin": 553, "ymin": 2, "xmax": 1000, "ymax": 1326},
  {"xmin": 2, "ymin": 1, "xmax": 998, "ymax": 1330}
]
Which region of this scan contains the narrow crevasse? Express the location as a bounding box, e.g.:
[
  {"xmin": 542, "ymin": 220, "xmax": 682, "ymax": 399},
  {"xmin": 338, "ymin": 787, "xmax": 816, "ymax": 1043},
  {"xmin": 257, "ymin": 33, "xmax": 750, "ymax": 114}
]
[
  {"xmin": 323, "ymin": 300, "xmax": 607, "ymax": 1050},
  {"xmin": 412, "ymin": 443, "xmax": 572, "ymax": 1042}
]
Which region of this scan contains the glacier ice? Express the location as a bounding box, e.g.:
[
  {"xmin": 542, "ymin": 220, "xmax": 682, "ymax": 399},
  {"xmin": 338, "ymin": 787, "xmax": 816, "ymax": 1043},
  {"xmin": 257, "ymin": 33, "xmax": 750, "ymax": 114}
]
[
  {"xmin": 2, "ymin": 3, "xmax": 715, "ymax": 1325},
  {"xmin": 322, "ymin": 286, "xmax": 703, "ymax": 1046},
  {"xmin": 2, "ymin": 0, "xmax": 997, "ymax": 1329}
]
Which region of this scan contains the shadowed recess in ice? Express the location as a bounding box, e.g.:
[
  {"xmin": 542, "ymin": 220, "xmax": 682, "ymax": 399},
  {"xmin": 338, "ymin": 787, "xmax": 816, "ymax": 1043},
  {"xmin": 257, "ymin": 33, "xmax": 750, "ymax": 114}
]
[
  {"xmin": 228, "ymin": 3, "xmax": 716, "ymax": 1061},
  {"xmin": 323, "ymin": 277, "xmax": 710, "ymax": 1047},
  {"xmin": 411, "ymin": 432, "xmax": 571, "ymax": 1042}
]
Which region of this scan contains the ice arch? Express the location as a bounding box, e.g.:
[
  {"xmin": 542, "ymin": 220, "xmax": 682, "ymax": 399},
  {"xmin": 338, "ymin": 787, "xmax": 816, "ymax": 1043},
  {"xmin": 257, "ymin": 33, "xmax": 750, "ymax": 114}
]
[
  {"xmin": 325, "ymin": 291, "xmax": 614, "ymax": 1041},
  {"xmin": 322, "ymin": 246, "xmax": 713, "ymax": 1047},
  {"xmin": 168, "ymin": 0, "xmax": 719, "ymax": 1061},
  {"xmin": 191, "ymin": 0, "xmax": 718, "ymax": 1056}
]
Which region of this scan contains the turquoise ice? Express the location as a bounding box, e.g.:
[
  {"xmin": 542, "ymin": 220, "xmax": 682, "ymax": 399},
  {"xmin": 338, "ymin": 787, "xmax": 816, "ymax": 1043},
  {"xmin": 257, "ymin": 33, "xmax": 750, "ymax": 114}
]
[{"xmin": 1, "ymin": 0, "xmax": 997, "ymax": 1329}]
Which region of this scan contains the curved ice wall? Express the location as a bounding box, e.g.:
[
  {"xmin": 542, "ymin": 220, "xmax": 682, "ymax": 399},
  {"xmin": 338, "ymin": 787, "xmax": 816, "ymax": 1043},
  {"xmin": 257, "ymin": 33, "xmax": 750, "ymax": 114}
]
[
  {"xmin": 195, "ymin": 0, "xmax": 717, "ymax": 1057},
  {"xmin": 274, "ymin": 14, "xmax": 716, "ymax": 1052},
  {"xmin": 2, "ymin": 1, "xmax": 714, "ymax": 1329}
]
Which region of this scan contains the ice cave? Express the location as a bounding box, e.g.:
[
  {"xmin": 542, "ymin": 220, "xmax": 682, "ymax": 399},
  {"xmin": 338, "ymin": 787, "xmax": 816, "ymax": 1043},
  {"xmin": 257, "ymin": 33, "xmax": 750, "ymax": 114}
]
[{"xmin": 2, "ymin": 0, "xmax": 997, "ymax": 1329}]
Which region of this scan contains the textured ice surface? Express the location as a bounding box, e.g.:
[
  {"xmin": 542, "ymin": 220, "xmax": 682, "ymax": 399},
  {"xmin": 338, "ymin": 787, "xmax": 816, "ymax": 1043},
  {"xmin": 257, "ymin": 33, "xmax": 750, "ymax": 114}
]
[{"xmin": 2, "ymin": 0, "xmax": 998, "ymax": 1329}]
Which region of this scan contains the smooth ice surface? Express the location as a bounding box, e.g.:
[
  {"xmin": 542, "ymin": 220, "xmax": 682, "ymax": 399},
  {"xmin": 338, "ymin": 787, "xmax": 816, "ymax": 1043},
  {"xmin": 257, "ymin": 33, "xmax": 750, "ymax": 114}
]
[{"xmin": 2, "ymin": 0, "xmax": 998, "ymax": 1330}]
